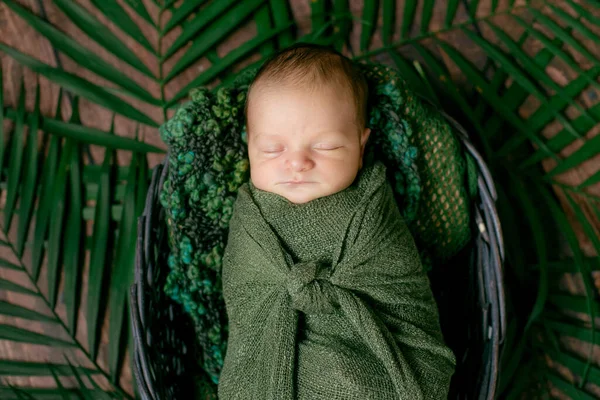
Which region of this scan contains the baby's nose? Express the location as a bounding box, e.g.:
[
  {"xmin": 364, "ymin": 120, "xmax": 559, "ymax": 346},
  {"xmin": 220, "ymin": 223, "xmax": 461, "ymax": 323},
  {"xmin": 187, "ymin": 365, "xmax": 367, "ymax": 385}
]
[{"xmin": 286, "ymin": 152, "xmax": 315, "ymax": 171}]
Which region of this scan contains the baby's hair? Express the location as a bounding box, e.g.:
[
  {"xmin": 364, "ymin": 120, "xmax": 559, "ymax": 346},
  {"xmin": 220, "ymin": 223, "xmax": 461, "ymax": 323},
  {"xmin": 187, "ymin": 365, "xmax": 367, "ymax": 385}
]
[{"xmin": 244, "ymin": 43, "xmax": 369, "ymax": 133}]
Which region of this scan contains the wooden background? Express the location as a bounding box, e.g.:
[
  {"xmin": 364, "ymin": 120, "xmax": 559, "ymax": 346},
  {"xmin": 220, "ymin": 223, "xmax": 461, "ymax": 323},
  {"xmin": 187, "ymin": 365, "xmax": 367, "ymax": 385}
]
[{"xmin": 1, "ymin": 0, "xmax": 599, "ymax": 397}]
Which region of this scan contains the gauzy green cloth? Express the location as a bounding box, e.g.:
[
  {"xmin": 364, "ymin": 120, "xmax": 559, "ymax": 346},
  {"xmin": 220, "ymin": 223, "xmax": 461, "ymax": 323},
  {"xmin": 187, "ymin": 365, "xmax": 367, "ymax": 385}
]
[{"xmin": 218, "ymin": 160, "xmax": 456, "ymax": 399}]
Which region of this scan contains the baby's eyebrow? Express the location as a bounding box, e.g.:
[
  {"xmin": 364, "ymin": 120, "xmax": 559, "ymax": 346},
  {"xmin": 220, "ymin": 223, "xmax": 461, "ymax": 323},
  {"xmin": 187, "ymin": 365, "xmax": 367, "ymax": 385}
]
[
  {"xmin": 251, "ymin": 132, "xmax": 280, "ymax": 141},
  {"xmin": 252, "ymin": 131, "xmax": 348, "ymax": 142}
]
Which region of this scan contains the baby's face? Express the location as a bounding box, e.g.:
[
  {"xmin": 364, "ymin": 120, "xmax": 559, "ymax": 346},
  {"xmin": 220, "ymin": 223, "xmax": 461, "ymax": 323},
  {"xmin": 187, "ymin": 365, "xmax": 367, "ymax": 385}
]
[{"xmin": 247, "ymin": 83, "xmax": 370, "ymax": 204}]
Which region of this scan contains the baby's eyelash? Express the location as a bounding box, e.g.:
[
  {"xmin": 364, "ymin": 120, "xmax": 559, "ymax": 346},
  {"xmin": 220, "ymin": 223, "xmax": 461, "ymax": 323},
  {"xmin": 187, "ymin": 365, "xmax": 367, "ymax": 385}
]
[
  {"xmin": 262, "ymin": 148, "xmax": 283, "ymax": 153},
  {"xmin": 259, "ymin": 145, "xmax": 342, "ymax": 153},
  {"xmin": 315, "ymin": 146, "xmax": 342, "ymax": 150}
]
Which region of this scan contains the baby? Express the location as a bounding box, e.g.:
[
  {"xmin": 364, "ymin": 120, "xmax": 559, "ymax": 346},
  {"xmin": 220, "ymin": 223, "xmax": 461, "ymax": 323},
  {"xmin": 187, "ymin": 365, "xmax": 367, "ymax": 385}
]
[
  {"xmin": 218, "ymin": 43, "xmax": 456, "ymax": 399},
  {"xmin": 245, "ymin": 43, "xmax": 371, "ymax": 205}
]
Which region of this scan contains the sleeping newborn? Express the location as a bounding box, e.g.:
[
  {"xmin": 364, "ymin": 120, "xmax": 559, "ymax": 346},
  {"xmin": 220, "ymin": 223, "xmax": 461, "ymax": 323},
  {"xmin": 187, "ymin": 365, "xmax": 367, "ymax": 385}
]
[
  {"xmin": 244, "ymin": 45, "xmax": 371, "ymax": 205},
  {"xmin": 218, "ymin": 43, "xmax": 456, "ymax": 399}
]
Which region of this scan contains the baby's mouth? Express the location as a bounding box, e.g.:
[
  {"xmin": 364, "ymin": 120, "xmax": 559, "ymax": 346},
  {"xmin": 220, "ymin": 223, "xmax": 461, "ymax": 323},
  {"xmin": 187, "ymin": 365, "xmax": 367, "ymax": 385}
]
[{"xmin": 279, "ymin": 181, "xmax": 315, "ymax": 185}]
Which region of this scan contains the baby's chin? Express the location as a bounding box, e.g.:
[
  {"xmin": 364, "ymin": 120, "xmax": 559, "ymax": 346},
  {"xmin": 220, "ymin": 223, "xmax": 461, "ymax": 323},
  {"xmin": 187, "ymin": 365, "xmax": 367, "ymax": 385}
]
[
  {"xmin": 269, "ymin": 186, "xmax": 318, "ymax": 204},
  {"xmin": 281, "ymin": 192, "xmax": 321, "ymax": 204},
  {"xmin": 272, "ymin": 183, "xmax": 341, "ymax": 204},
  {"xmin": 252, "ymin": 177, "xmax": 355, "ymax": 204}
]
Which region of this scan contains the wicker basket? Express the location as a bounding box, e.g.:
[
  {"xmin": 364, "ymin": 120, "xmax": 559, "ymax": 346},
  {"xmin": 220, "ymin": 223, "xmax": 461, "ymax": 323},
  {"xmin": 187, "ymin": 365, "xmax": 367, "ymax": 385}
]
[{"xmin": 130, "ymin": 106, "xmax": 506, "ymax": 400}]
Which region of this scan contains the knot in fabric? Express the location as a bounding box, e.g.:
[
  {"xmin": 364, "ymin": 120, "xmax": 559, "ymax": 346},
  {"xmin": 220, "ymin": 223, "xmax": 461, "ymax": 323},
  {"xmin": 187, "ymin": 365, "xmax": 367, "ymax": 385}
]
[{"xmin": 285, "ymin": 260, "xmax": 339, "ymax": 314}]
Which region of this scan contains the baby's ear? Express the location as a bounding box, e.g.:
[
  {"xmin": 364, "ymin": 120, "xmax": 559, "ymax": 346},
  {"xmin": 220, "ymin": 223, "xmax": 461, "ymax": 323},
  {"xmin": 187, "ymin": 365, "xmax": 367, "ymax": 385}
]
[
  {"xmin": 359, "ymin": 128, "xmax": 371, "ymax": 169},
  {"xmin": 361, "ymin": 127, "xmax": 371, "ymax": 146}
]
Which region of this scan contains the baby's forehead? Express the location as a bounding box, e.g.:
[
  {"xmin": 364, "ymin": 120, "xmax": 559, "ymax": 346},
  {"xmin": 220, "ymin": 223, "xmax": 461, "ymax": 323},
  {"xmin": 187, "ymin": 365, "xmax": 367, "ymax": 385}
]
[
  {"xmin": 245, "ymin": 73, "xmax": 363, "ymax": 129},
  {"xmin": 250, "ymin": 71, "xmax": 354, "ymax": 97},
  {"xmin": 247, "ymin": 86, "xmax": 357, "ymax": 121}
]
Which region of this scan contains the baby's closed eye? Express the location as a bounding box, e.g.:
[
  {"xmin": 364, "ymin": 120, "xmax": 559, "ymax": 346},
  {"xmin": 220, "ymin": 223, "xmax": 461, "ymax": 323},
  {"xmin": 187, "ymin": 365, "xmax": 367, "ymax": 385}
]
[
  {"xmin": 259, "ymin": 144, "xmax": 344, "ymax": 153},
  {"xmin": 313, "ymin": 144, "xmax": 344, "ymax": 150},
  {"xmin": 262, "ymin": 147, "xmax": 284, "ymax": 153}
]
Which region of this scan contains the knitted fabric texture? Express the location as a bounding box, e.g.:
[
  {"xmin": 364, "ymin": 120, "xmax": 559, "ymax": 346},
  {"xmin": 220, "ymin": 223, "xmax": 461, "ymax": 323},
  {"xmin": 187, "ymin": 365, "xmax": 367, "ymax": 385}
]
[
  {"xmin": 218, "ymin": 160, "xmax": 456, "ymax": 399},
  {"xmin": 158, "ymin": 61, "xmax": 473, "ymax": 390},
  {"xmin": 358, "ymin": 64, "xmax": 474, "ymax": 262}
]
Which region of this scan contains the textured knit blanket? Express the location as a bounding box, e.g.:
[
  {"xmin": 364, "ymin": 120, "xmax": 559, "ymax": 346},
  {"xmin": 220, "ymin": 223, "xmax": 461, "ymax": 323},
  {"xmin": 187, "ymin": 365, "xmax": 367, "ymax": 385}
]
[{"xmin": 217, "ymin": 160, "xmax": 456, "ymax": 399}]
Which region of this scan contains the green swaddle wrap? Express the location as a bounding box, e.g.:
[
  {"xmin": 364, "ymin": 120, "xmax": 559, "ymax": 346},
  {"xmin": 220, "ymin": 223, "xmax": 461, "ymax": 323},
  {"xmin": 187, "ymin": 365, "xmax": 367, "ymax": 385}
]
[{"xmin": 218, "ymin": 160, "xmax": 456, "ymax": 399}]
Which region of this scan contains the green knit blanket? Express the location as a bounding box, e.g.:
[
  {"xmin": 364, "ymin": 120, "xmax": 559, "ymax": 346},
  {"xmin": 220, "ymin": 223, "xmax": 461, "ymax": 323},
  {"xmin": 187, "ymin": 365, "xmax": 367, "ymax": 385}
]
[{"xmin": 218, "ymin": 159, "xmax": 456, "ymax": 399}]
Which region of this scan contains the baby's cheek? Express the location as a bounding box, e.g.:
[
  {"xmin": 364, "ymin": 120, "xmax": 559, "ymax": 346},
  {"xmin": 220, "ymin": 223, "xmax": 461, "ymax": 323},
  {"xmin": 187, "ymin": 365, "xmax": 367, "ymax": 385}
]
[
  {"xmin": 321, "ymin": 162, "xmax": 359, "ymax": 189},
  {"xmin": 250, "ymin": 163, "xmax": 276, "ymax": 189}
]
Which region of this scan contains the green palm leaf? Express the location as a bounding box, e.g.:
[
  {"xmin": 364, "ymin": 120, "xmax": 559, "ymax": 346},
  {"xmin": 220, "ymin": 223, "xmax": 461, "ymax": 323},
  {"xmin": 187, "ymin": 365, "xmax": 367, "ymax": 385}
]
[
  {"xmin": 0, "ymin": 301, "xmax": 56, "ymax": 324},
  {"xmin": 547, "ymin": 372, "xmax": 597, "ymax": 400},
  {"xmin": 63, "ymin": 139, "xmax": 84, "ymax": 334},
  {"xmin": 0, "ymin": 360, "xmax": 96, "ymax": 377},
  {"xmin": 15, "ymin": 81, "xmax": 41, "ymax": 257},
  {"xmin": 167, "ymin": 21, "xmax": 295, "ymax": 106},
  {"xmin": 310, "ymin": 0, "xmax": 327, "ymax": 36},
  {"xmin": 0, "ymin": 359, "xmax": 123, "ymax": 400},
  {"xmin": 332, "ymin": 0, "xmax": 351, "ymax": 51},
  {"xmin": 89, "ymin": 0, "xmax": 155, "ymax": 54},
  {"xmin": 107, "ymin": 149, "xmax": 147, "ymax": 381},
  {"xmin": 0, "ymin": 63, "xmax": 5, "ymax": 182},
  {"xmin": 268, "ymin": 0, "xmax": 294, "ymax": 48},
  {"xmin": 0, "ymin": 324, "xmax": 75, "ymax": 348},
  {"xmin": 45, "ymin": 123, "xmax": 74, "ymax": 309},
  {"xmin": 419, "ymin": 0, "xmax": 435, "ymax": 35},
  {"xmin": 0, "ymin": 278, "xmax": 38, "ymax": 296},
  {"xmin": 163, "ymin": 0, "xmax": 206, "ymax": 34},
  {"xmin": 0, "ymin": 44, "xmax": 158, "ymax": 127},
  {"xmin": 508, "ymin": 173, "xmax": 548, "ymax": 333},
  {"xmin": 463, "ymin": 28, "xmax": 583, "ymax": 146},
  {"xmin": 378, "ymin": 4, "xmax": 395, "ymax": 45},
  {"xmin": 165, "ymin": 0, "xmax": 266, "ymax": 81},
  {"xmin": 1, "ymin": 0, "xmax": 599, "ymax": 398},
  {"xmin": 545, "ymin": 318, "xmax": 600, "ymax": 346},
  {"xmin": 122, "ymin": 0, "xmax": 155, "ymax": 27},
  {"xmin": 3, "ymin": 77, "xmax": 26, "ymax": 231},
  {"xmin": 518, "ymin": 67, "xmax": 600, "ymax": 168},
  {"xmin": 485, "ymin": 20, "xmax": 595, "ymax": 131},
  {"xmin": 47, "ymin": 364, "xmax": 71, "ymax": 400},
  {"xmin": 53, "ymin": 0, "xmax": 155, "ymax": 77},
  {"xmin": 30, "ymin": 91, "xmax": 63, "ymax": 281},
  {"xmin": 0, "ymin": 81, "xmax": 144, "ymax": 398},
  {"xmin": 163, "ymin": 0, "xmax": 238, "ymax": 60},
  {"xmin": 87, "ymin": 118, "xmax": 116, "ymax": 361},
  {"xmin": 0, "ymin": 386, "xmax": 112, "ymax": 400},
  {"xmin": 255, "ymin": 5, "xmax": 276, "ymax": 57},
  {"xmin": 2, "ymin": 107, "xmax": 164, "ymax": 153},
  {"xmin": 359, "ymin": 0, "xmax": 379, "ymax": 51},
  {"xmin": 2, "ymin": 0, "xmax": 159, "ymax": 106},
  {"xmin": 400, "ymin": 0, "xmax": 418, "ymax": 39}
]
